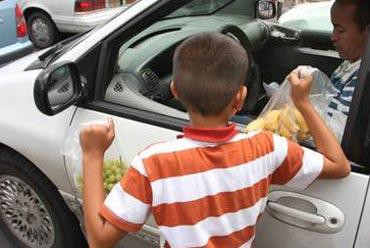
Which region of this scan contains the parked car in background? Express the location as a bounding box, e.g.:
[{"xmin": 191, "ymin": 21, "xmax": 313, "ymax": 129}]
[
  {"xmin": 0, "ymin": 0, "xmax": 33, "ymax": 65},
  {"xmin": 0, "ymin": 0, "xmax": 370, "ymax": 247},
  {"xmin": 18, "ymin": 0, "xmax": 130, "ymax": 48},
  {"xmin": 278, "ymin": 0, "xmax": 333, "ymax": 32}
]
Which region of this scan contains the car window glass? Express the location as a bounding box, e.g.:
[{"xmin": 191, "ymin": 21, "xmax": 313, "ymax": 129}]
[
  {"xmin": 166, "ymin": 0, "xmax": 234, "ymax": 18},
  {"xmin": 277, "ymin": 0, "xmax": 333, "ymax": 32}
]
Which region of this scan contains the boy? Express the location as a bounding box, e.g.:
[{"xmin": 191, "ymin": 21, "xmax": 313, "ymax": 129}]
[{"xmin": 80, "ymin": 32, "xmax": 350, "ymax": 248}]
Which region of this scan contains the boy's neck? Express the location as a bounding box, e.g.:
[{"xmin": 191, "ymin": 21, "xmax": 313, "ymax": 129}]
[{"xmin": 188, "ymin": 111, "xmax": 230, "ymax": 128}]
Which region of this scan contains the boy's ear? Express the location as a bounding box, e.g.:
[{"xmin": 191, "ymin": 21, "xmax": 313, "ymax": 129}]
[
  {"xmin": 170, "ymin": 81, "xmax": 179, "ymax": 99},
  {"xmin": 234, "ymin": 86, "xmax": 247, "ymax": 112}
]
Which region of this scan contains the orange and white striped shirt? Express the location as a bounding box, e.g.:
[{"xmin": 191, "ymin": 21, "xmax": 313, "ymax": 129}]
[{"xmin": 100, "ymin": 124, "xmax": 323, "ymax": 247}]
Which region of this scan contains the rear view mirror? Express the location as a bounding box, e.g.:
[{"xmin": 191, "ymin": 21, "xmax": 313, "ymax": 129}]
[
  {"xmin": 34, "ymin": 61, "xmax": 85, "ymax": 116},
  {"xmin": 257, "ymin": 0, "xmax": 276, "ymax": 19}
]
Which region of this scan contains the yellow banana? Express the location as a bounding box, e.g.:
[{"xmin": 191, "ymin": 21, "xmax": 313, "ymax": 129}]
[
  {"xmin": 277, "ymin": 122, "xmax": 293, "ymax": 139},
  {"xmin": 280, "ymin": 107, "xmax": 299, "ymax": 133},
  {"xmin": 244, "ymin": 118, "xmax": 265, "ymax": 133},
  {"xmin": 264, "ymin": 110, "xmax": 281, "ymax": 132},
  {"xmin": 297, "ymin": 131, "xmax": 311, "ymax": 141}
]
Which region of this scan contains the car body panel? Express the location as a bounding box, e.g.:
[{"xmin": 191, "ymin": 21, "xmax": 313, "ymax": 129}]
[
  {"xmin": 256, "ymin": 173, "xmax": 369, "ymax": 247},
  {"xmin": 69, "ymin": 107, "xmax": 179, "ymax": 244},
  {"xmin": 278, "ymin": 0, "xmax": 333, "ymax": 32},
  {"xmin": 0, "ymin": 69, "xmax": 75, "ymax": 193},
  {"xmin": 0, "ymin": 0, "xmax": 33, "ymax": 64},
  {"xmin": 19, "ymin": 0, "xmax": 126, "ymax": 33},
  {"xmin": 0, "ymin": 49, "xmax": 46, "ymax": 73},
  {"xmin": 56, "ymin": 0, "xmax": 158, "ymax": 63},
  {"xmin": 65, "ymin": 7, "xmax": 124, "ymax": 33},
  {"xmin": 355, "ymin": 181, "xmax": 370, "ymax": 248}
]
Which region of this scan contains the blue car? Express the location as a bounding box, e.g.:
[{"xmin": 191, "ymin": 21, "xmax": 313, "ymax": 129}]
[{"xmin": 0, "ymin": 0, "xmax": 33, "ymax": 65}]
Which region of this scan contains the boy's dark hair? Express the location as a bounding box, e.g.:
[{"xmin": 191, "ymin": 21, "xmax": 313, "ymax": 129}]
[
  {"xmin": 173, "ymin": 32, "xmax": 248, "ymax": 116},
  {"xmin": 333, "ymin": 0, "xmax": 370, "ymax": 31}
]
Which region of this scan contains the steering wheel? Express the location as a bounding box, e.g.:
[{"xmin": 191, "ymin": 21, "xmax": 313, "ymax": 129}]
[{"xmin": 221, "ymin": 25, "xmax": 261, "ymax": 114}]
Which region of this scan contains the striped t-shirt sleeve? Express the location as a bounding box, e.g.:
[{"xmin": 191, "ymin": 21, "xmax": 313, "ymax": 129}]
[
  {"xmin": 271, "ymin": 134, "xmax": 324, "ymax": 191},
  {"xmin": 100, "ymin": 156, "xmax": 152, "ymax": 233}
]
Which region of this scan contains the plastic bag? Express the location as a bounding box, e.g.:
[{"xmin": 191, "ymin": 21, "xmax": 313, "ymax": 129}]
[
  {"xmin": 61, "ymin": 120, "xmax": 128, "ymax": 198},
  {"xmin": 244, "ymin": 66, "xmax": 334, "ymax": 142}
]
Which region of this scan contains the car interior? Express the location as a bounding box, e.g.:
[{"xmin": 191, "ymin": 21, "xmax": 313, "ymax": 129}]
[{"xmin": 102, "ymin": 0, "xmax": 342, "ymax": 124}]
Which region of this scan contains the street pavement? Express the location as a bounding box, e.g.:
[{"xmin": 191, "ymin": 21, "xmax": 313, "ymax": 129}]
[
  {"xmin": 0, "ymin": 225, "xmax": 16, "ymax": 247},
  {"xmin": 0, "ymin": 224, "xmax": 156, "ymax": 248}
]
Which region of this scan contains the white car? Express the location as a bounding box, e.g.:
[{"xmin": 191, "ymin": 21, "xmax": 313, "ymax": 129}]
[
  {"xmin": 18, "ymin": 0, "xmax": 129, "ymax": 48},
  {"xmin": 278, "ymin": 0, "xmax": 334, "ymax": 32},
  {"xmin": 0, "ymin": 0, "xmax": 370, "ymax": 247}
]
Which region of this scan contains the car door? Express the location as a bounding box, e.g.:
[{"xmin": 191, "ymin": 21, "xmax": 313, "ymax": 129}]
[
  {"xmin": 57, "ymin": 0, "xmax": 262, "ymax": 246},
  {"xmin": 254, "ymin": 27, "xmax": 370, "ymax": 248},
  {"xmin": 60, "ymin": 0, "xmax": 196, "ymax": 246},
  {"xmin": 347, "ymin": 33, "xmax": 370, "ymax": 248}
]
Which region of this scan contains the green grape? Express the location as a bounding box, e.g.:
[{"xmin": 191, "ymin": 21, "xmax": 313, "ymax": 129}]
[
  {"xmin": 76, "ymin": 174, "xmax": 83, "ymax": 193},
  {"xmin": 75, "ymin": 157, "xmax": 128, "ymax": 196}
]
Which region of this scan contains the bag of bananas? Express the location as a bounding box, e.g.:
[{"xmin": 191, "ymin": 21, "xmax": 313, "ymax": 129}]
[
  {"xmin": 244, "ymin": 106, "xmax": 310, "ymax": 142},
  {"xmin": 243, "ymin": 66, "xmax": 333, "ymax": 142}
]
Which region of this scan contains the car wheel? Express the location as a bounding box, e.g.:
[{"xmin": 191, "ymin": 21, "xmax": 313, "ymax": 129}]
[
  {"xmin": 0, "ymin": 146, "xmax": 87, "ymax": 248},
  {"xmin": 27, "ymin": 11, "xmax": 60, "ymax": 48}
]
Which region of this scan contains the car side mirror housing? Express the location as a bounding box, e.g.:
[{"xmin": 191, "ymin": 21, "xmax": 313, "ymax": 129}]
[
  {"xmin": 256, "ymin": 0, "xmax": 276, "ymax": 20},
  {"xmin": 34, "ymin": 61, "xmax": 85, "ymax": 116}
]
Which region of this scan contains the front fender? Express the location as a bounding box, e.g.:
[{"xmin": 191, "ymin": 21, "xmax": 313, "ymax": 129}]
[{"xmin": 0, "ymin": 70, "xmax": 76, "ymax": 194}]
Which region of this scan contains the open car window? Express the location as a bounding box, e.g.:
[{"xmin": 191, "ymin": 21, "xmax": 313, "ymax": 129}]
[{"xmin": 102, "ymin": 0, "xmax": 265, "ymax": 122}]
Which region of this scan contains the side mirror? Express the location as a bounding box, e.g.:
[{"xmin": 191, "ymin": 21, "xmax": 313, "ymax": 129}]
[
  {"xmin": 256, "ymin": 0, "xmax": 276, "ymax": 20},
  {"xmin": 34, "ymin": 61, "xmax": 85, "ymax": 116}
]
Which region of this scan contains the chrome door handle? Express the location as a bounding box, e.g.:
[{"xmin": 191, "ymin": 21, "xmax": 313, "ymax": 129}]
[
  {"xmin": 266, "ymin": 191, "xmax": 345, "ymax": 233},
  {"xmin": 267, "ymin": 201, "xmax": 325, "ymax": 225}
]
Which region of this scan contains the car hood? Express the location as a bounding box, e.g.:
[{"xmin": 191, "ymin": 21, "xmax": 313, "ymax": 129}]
[
  {"xmin": 0, "ymin": 48, "xmax": 48, "ymax": 74},
  {"xmin": 278, "ymin": 1, "xmax": 333, "ymax": 31}
]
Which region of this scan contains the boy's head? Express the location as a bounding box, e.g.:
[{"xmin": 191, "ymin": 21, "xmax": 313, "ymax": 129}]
[{"xmin": 172, "ymin": 32, "xmax": 249, "ymax": 116}]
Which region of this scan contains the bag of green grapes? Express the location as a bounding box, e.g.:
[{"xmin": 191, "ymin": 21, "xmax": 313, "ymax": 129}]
[{"xmin": 61, "ymin": 120, "xmax": 128, "ymax": 199}]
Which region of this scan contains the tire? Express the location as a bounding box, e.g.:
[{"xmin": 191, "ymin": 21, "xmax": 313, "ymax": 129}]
[
  {"xmin": 27, "ymin": 11, "xmax": 60, "ymax": 48},
  {"xmin": 0, "ymin": 146, "xmax": 87, "ymax": 248}
]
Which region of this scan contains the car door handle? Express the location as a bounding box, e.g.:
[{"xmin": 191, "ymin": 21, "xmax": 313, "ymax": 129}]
[
  {"xmin": 266, "ymin": 191, "xmax": 345, "ymax": 234},
  {"xmin": 267, "ymin": 201, "xmax": 325, "ymax": 225}
]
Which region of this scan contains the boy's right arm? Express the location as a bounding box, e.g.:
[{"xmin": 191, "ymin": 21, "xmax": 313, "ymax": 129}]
[{"xmin": 288, "ymin": 72, "xmax": 351, "ymax": 179}]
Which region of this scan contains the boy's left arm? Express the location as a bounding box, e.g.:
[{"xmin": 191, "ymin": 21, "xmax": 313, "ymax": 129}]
[{"xmin": 80, "ymin": 119, "xmax": 127, "ymax": 248}]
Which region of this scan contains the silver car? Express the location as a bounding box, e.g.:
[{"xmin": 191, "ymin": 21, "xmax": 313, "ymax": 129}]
[
  {"xmin": 18, "ymin": 0, "xmax": 128, "ymax": 48},
  {"xmin": 0, "ymin": 0, "xmax": 369, "ymax": 247}
]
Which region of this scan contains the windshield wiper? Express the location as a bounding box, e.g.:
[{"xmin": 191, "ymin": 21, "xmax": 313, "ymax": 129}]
[
  {"xmin": 38, "ymin": 43, "xmax": 64, "ymax": 62},
  {"xmin": 38, "ymin": 31, "xmax": 90, "ymax": 65}
]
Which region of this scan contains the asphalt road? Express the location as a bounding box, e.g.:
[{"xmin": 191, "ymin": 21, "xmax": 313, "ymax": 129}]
[{"xmin": 0, "ymin": 225, "xmax": 17, "ymax": 247}]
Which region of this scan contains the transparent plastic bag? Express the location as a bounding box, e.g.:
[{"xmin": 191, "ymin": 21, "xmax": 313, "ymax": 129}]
[
  {"xmin": 61, "ymin": 120, "xmax": 128, "ymax": 198},
  {"xmin": 244, "ymin": 66, "xmax": 334, "ymax": 142}
]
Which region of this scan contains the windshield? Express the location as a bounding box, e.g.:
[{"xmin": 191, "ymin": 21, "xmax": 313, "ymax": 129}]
[{"xmin": 166, "ymin": 0, "xmax": 234, "ymax": 18}]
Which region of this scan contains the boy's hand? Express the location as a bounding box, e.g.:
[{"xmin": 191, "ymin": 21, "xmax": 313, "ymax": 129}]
[
  {"xmin": 287, "ymin": 72, "xmax": 313, "ymax": 108},
  {"xmin": 80, "ymin": 118, "xmax": 115, "ymax": 156}
]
